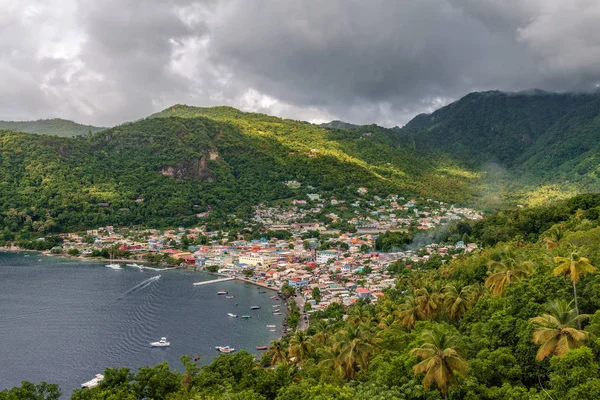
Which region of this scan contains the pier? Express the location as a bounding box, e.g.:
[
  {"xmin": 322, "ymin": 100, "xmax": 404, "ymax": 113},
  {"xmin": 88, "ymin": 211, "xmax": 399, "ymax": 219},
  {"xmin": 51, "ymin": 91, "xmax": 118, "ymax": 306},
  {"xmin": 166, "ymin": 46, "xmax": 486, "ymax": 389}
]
[{"xmin": 193, "ymin": 277, "xmax": 235, "ymax": 286}]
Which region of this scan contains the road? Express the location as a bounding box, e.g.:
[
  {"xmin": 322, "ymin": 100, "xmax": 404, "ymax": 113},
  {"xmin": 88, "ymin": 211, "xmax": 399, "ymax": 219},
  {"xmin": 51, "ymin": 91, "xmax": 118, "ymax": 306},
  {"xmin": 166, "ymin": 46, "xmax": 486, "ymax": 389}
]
[{"xmin": 294, "ymin": 294, "xmax": 309, "ymax": 331}]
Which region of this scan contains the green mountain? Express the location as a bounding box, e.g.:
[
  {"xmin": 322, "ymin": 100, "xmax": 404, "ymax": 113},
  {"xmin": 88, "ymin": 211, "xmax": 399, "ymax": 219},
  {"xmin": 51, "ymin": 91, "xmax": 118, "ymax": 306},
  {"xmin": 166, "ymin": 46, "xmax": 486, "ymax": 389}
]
[
  {"xmin": 320, "ymin": 120, "xmax": 361, "ymax": 130},
  {"xmin": 0, "ymin": 118, "xmax": 106, "ymax": 137},
  {"xmin": 0, "ymin": 108, "xmax": 477, "ymax": 237},
  {"xmin": 3, "ymin": 89, "xmax": 600, "ymax": 236}
]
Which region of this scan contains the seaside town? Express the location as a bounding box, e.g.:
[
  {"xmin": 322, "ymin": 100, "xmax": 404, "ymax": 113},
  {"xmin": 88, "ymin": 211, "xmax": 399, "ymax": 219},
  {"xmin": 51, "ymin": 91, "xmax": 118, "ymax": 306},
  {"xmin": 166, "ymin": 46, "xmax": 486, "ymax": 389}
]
[{"xmin": 19, "ymin": 195, "xmax": 483, "ymax": 316}]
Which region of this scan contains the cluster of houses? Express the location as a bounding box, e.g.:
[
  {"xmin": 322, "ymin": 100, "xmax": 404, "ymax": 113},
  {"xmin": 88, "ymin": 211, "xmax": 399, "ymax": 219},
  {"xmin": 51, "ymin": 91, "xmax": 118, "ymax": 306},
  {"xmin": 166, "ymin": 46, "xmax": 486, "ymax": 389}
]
[{"xmin": 56, "ymin": 208, "xmax": 479, "ymax": 311}]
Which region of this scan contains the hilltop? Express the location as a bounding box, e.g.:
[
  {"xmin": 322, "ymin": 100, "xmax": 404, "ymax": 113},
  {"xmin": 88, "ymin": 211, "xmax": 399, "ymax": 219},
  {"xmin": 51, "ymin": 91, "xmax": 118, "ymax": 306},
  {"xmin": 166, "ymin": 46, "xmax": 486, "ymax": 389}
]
[
  {"xmin": 2, "ymin": 89, "xmax": 600, "ymax": 235},
  {"xmin": 0, "ymin": 118, "xmax": 106, "ymax": 137}
]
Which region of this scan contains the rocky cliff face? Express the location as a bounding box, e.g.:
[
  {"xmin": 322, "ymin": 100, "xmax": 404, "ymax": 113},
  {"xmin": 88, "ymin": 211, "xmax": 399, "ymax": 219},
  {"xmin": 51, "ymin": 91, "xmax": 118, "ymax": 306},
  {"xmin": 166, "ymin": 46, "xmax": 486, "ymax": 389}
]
[{"xmin": 160, "ymin": 150, "xmax": 218, "ymax": 181}]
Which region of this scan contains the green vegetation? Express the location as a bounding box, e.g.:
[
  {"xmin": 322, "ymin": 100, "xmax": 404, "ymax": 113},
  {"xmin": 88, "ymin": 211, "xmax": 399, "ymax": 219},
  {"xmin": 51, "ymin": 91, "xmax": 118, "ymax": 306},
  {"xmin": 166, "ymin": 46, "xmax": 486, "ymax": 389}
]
[
  {"xmin": 0, "ymin": 118, "xmax": 105, "ymax": 137},
  {"xmin": 10, "ymin": 194, "xmax": 600, "ymax": 399}
]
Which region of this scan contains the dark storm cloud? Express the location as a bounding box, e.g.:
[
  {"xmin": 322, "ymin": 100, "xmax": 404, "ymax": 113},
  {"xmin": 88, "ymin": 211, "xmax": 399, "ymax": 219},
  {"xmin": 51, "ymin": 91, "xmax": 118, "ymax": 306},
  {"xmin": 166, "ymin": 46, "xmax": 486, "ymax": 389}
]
[{"xmin": 1, "ymin": 0, "xmax": 600, "ymax": 126}]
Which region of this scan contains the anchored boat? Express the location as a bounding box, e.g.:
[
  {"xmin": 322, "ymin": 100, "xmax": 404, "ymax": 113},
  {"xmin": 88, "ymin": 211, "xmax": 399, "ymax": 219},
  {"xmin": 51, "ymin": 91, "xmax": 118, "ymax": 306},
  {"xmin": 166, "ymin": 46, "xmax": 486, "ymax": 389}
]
[
  {"xmin": 81, "ymin": 374, "xmax": 104, "ymax": 389},
  {"xmin": 150, "ymin": 337, "xmax": 170, "ymax": 347}
]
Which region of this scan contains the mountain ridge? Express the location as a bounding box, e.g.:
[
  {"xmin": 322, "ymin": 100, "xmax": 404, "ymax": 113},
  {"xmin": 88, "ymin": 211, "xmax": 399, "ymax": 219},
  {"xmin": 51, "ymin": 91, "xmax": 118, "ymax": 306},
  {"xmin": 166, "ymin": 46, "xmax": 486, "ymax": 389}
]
[{"xmin": 0, "ymin": 118, "xmax": 106, "ymax": 137}]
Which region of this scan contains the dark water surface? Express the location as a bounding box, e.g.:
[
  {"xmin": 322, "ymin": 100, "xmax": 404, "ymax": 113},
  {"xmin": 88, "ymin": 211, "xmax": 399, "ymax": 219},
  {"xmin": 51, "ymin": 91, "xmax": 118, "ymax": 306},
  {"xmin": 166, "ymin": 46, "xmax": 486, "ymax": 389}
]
[{"xmin": 0, "ymin": 252, "xmax": 283, "ymax": 395}]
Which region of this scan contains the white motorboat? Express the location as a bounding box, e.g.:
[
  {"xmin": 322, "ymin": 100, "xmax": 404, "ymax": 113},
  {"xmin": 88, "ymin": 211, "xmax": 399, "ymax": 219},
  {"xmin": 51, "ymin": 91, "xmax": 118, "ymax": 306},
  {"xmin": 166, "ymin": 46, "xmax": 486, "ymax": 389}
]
[
  {"xmin": 105, "ymin": 263, "xmax": 122, "ymax": 269},
  {"xmin": 215, "ymin": 346, "xmax": 235, "ymax": 353},
  {"xmin": 227, "ymin": 313, "xmax": 238, "ymax": 318},
  {"xmin": 81, "ymin": 374, "xmax": 104, "ymax": 389},
  {"xmin": 266, "ymin": 324, "xmax": 276, "ymax": 328},
  {"xmin": 150, "ymin": 337, "xmax": 170, "ymax": 347},
  {"xmin": 126, "ymin": 263, "xmax": 144, "ymax": 270}
]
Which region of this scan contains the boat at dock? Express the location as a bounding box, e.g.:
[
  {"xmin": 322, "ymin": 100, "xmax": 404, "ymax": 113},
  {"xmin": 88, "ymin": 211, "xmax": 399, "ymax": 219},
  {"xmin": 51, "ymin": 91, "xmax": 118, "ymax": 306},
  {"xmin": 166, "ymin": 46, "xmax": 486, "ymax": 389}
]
[
  {"xmin": 269, "ymin": 329, "xmax": 277, "ymax": 332},
  {"xmin": 255, "ymin": 346, "xmax": 268, "ymax": 350},
  {"xmin": 215, "ymin": 346, "xmax": 235, "ymax": 353},
  {"xmin": 266, "ymin": 325, "xmax": 276, "ymax": 328},
  {"xmin": 273, "ymin": 312, "xmax": 282, "ymax": 315},
  {"xmin": 250, "ymin": 305, "xmax": 261, "ymax": 310},
  {"xmin": 217, "ymin": 290, "xmax": 228, "ymax": 295},
  {"xmin": 150, "ymin": 337, "xmax": 170, "ymax": 347},
  {"xmin": 272, "ymin": 305, "xmax": 280, "ymax": 308},
  {"xmin": 227, "ymin": 313, "xmax": 238, "ymax": 318},
  {"xmin": 81, "ymin": 374, "xmax": 104, "ymax": 389}
]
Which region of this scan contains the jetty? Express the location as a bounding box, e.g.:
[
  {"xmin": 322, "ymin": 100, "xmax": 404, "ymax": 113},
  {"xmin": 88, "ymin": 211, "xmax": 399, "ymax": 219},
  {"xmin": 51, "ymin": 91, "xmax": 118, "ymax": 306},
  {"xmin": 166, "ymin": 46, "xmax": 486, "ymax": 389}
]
[{"xmin": 193, "ymin": 277, "xmax": 234, "ymax": 286}]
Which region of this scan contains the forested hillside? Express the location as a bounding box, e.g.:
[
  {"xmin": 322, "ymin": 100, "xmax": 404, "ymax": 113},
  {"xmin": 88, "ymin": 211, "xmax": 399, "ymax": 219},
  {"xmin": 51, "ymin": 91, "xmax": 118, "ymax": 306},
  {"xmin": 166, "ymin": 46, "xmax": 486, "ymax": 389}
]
[
  {"xmin": 0, "ymin": 118, "xmax": 105, "ymax": 137},
  {"xmin": 0, "ymin": 110, "xmax": 477, "ymax": 239}
]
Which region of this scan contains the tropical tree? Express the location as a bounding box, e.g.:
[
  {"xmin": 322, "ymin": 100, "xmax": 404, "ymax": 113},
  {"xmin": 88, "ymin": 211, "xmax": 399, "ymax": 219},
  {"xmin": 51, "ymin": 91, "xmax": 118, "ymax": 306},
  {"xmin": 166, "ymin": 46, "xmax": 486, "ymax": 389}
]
[
  {"xmin": 269, "ymin": 340, "xmax": 288, "ymax": 366},
  {"xmin": 415, "ymin": 286, "xmax": 442, "ymax": 321},
  {"xmin": 334, "ymin": 326, "xmax": 375, "ymax": 380},
  {"xmin": 442, "ymin": 284, "xmax": 472, "ymax": 321},
  {"xmin": 484, "ymin": 251, "xmax": 532, "ymax": 297},
  {"xmin": 553, "ymin": 251, "xmax": 596, "ymax": 327},
  {"xmin": 541, "ymin": 224, "xmax": 565, "ymax": 249},
  {"xmin": 530, "ymin": 299, "xmax": 589, "ymax": 361},
  {"xmin": 410, "ymin": 326, "xmax": 468, "ymax": 399},
  {"xmin": 396, "ymin": 295, "xmax": 422, "ymax": 331},
  {"xmin": 288, "ymin": 331, "xmax": 314, "ymax": 364}
]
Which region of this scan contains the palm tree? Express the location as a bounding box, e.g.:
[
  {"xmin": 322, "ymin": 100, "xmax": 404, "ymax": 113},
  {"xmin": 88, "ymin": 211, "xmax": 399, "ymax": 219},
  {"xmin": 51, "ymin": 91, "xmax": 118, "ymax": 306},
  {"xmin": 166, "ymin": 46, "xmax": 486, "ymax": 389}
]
[
  {"xmin": 442, "ymin": 284, "xmax": 472, "ymax": 321},
  {"xmin": 415, "ymin": 286, "xmax": 441, "ymax": 321},
  {"xmin": 269, "ymin": 340, "xmax": 287, "ymax": 366},
  {"xmin": 553, "ymin": 251, "xmax": 596, "ymax": 327},
  {"xmin": 288, "ymin": 331, "xmax": 313, "ymax": 364},
  {"xmin": 484, "ymin": 250, "xmax": 532, "ymax": 297},
  {"xmin": 396, "ymin": 295, "xmax": 422, "ymax": 331},
  {"xmin": 317, "ymin": 346, "xmax": 345, "ymax": 380},
  {"xmin": 530, "ymin": 299, "xmax": 589, "ymax": 361},
  {"xmin": 334, "ymin": 326, "xmax": 375, "ymax": 380},
  {"xmin": 311, "ymin": 320, "xmax": 331, "ymax": 346},
  {"xmin": 410, "ymin": 326, "xmax": 468, "ymax": 399},
  {"xmin": 541, "ymin": 224, "xmax": 565, "ymax": 249}
]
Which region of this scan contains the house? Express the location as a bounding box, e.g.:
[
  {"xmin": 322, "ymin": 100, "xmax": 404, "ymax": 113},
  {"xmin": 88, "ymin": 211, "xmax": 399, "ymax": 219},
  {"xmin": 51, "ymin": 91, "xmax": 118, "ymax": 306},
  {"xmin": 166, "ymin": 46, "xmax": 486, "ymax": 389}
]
[
  {"xmin": 288, "ymin": 277, "xmax": 309, "ymax": 288},
  {"xmin": 356, "ymin": 288, "xmax": 371, "ymax": 298},
  {"xmin": 316, "ymin": 250, "xmax": 338, "ymax": 265},
  {"xmin": 357, "ymin": 187, "xmax": 368, "ymax": 195}
]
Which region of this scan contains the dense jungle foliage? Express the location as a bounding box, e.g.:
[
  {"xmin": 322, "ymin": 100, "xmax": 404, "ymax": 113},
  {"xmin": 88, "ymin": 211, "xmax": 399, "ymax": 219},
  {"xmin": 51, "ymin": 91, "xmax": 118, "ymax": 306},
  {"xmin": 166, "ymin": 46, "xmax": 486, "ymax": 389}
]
[
  {"xmin": 8, "ymin": 193, "xmax": 600, "ymax": 399},
  {"xmin": 0, "ymin": 119, "xmax": 105, "ymax": 137}
]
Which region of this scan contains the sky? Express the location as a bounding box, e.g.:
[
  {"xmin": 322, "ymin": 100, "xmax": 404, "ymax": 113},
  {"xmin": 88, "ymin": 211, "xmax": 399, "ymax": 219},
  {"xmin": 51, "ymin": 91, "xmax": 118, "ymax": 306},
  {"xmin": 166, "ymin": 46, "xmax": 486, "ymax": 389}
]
[{"xmin": 1, "ymin": 0, "xmax": 600, "ymax": 127}]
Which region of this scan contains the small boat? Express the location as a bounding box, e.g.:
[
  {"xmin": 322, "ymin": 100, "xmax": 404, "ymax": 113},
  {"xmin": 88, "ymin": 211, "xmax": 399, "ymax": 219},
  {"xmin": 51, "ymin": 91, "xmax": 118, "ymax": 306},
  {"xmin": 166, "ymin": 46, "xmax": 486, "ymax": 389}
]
[
  {"xmin": 273, "ymin": 312, "xmax": 282, "ymax": 315},
  {"xmin": 24, "ymin": 255, "xmax": 30, "ymax": 257},
  {"xmin": 266, "ymin": 325, "xmax": 277, "ymax": 328},
  {"xmin": 217, "ymin": 291, "xmax": 228, "ymax": 295},
  {"xmin": 105, "ymin": 263, "xmax": 122, "ymax": 269},
  {"xmin": 272, "ymin": 305, "xmax": 280, "ymax": 308},
  {"xmin": 226, "ymin": 295, "xmax": 235, "ymax": 299},
  {"xmin": 250, "ymin": 306, "xmax": 261, "ymax": 310},
  {"xmin": 215, "ymin": 346, "xmax": 235, "ymax": 353},
  {"xmin": 269, "ymin": 329, "xmax": 277, "ymax": 332},
  {"xmin": 150, "ymin": 337, "xmax": 170, "ymax": 347},
  {"xmin": 270, "ymin": 296, "xmax": 277, "ymax": 299},
  {"xmin": 126, "ymin": 263, "xmax": 144, "ymax": 269},
  {"xmin": 193, "ymin": 355, "xmax": 200, "ymax": 361},
  {"xmin": 81, "ymin": 374, "xmax": 104, "ymax": 389},
  {"xmin": 255, "ymin": 346, "xmax": 268, "ymax": 350},
  {"xmin": 258, "ymin": 291, "xmax": 266, "ymax": 294},
  {"xmin": 241, "ymin": 315, "xmax": 251, "ymax": 318},
  {"xmin": 273, "ymin": 298, "xmax": 280, "ymax": 301},
  {"xmin": 227, "ymin": 313, "xmax": 238, "ymax": 318}
]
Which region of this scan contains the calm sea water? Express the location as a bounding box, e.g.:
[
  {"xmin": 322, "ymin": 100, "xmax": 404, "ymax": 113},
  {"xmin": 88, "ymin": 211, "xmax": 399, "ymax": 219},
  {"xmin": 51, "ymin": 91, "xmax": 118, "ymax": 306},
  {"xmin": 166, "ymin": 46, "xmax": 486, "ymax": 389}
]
[{"xmin": 0, "ymin": 252, "xmax": 284, "ymax": 395}]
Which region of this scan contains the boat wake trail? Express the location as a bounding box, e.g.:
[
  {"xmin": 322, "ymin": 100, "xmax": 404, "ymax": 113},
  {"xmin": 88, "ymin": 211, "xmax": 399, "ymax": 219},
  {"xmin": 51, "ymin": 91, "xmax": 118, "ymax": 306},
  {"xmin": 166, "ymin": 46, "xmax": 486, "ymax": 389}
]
[{"xmin": 125, "ymin": 275, "xmax": 161, "ymax": 295}]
